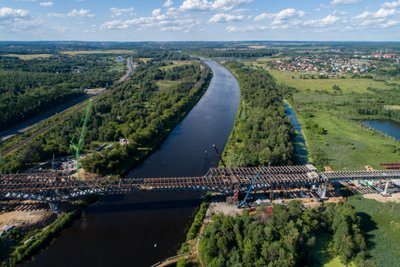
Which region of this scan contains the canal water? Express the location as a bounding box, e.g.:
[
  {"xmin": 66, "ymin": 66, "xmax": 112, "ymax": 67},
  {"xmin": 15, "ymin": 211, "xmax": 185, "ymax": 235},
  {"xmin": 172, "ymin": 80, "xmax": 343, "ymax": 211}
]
[
  {"xmin": 285, "ymin": 103, "xmax": 308, "ymax": 164},
  {"xmin": 364, "ymin": 120, "xmax": 400, "ymax": 140},
  {"xmin": 24, "ymin": 60, "xmax": 240, "ymax": 267}
]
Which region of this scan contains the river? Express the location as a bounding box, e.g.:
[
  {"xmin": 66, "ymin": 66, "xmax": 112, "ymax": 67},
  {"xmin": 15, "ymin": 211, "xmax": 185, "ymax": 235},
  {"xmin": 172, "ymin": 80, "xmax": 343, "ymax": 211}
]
[
  {"xmin": 364, "ymin": 119, "xmax": 400, "ymax": 140},
  {"xmin": 24, "ymin": 60, "xmax": 240, "ymax": 267}
]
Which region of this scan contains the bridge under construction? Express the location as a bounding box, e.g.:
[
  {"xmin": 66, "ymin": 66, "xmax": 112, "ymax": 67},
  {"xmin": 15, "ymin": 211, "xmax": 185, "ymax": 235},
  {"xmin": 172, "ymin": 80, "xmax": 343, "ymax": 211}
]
[{"xmin": 1, "ymin": 164, "xmax": 400, "ymax": 204}]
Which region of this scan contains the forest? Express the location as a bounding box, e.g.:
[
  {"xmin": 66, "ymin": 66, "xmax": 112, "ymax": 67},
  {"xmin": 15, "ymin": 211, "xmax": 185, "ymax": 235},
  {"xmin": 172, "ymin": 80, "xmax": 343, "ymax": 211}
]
[
  {"xmin": 3, "ymin": 56, "xmax": 211, "ymax": 175},
  {"xmin": 222, "ymin": 61, "xmax": 295, "ymax": 167},
  {"xmin": 197, "ymin": 49, "xmax": 277, "ymax": 58},
  {"xmin": 199, "ymin": 201, "xmax": 368, "ymax": 267},
  {"xmin": 0, "ymin": 54, "xmax": 122, "ymax": 129}
]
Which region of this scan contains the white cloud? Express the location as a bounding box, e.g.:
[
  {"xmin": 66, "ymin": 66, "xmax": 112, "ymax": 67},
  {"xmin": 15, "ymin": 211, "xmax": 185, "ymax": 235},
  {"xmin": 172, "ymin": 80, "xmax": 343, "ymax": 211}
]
[
  {"xmin": 226, "ymin": 25, "xmax": 267, "ymax": 32},
  {"xmin": 163, "ymin": 0, "xmax": 174, "ymax": 8},
  {"xmin": 354, "ymin": 8, "xmax": 396, "ymax": 19},
  {"xmin": 254, "ymin": 8, "xmax": 305, "ymax": 21},
  {"xmin": 68, "ymin": 9, "xmax": 95, "ymax": 18},
  {"xmin": 101, "ymin": 8, "xmax": 198, "ymax": 33},
  {"xmin": 110, "ymin": 7, "xmax": 134, "ymax": 17},
  {"xmin": 353, "ymin": 7, "xmax": 398, "ymax": 29},
  {"xmin": 39, "ymin": 1, "xmax": 54, "ymax": 7},
  {"xmin": 209, "ymin": 13, "xmax": 244, "ymax": 22},
  {"xmin": 331, "ymin": 0, "xmax": 359, "ymax": 6},
  {"xmin": 382, "ymin": 1, "xmax": 400, "ymax": 9},
  {"xmin": 46, "ymin": 12, "xmax": 65, "ymax": 18},
  {"xmin": 304, "ymin": 14, "xmax": 339, "ymax": 26},
  {"xmin": 152, "ymin": 8, "xmax": 162, "ymax": 17},
  {"xmin": 180, "ymin": 0, "xmax": 253, "ymax": 11},
  {"xmin": 0, "ymin": 7, "xmax": 29, "ymax": 18}
]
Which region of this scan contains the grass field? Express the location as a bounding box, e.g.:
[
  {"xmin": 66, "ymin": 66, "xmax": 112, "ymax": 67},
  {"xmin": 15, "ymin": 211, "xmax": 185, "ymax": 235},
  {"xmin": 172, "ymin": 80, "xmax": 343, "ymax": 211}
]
[
  {"xmin": 2, "ymin": 54, "xmax": 53, "ymax": 60},
  {"xmin": 270, "ymin": 70, "xmax": 394, "ymax": 93},
  {"xmin": 311, "ymin": 234, "xmax": 347, "ymax": 267},
  {"xmin": 347, "ymin": 196, "xmax": 400, "ymax": 267},
  {"xmin": 156, "ymin": 80, "xmax": 181, "ymax": 90},
  {"xmin": 60, "ymin": 50, "xmax": 134, "ymax": 55},
  {"xmin": 160, "ymin": 60, "xmax": 195, "ymax": 70},
  {"xmin": 266, "ymin": 68, "xmax": 400, "ymax": 170}
]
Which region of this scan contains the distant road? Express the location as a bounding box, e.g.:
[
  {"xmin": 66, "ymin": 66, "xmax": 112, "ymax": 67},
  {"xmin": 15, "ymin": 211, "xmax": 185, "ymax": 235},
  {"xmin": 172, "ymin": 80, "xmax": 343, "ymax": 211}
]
[{"xmin": 118, "ymin": 57, "xmax": 136, "ymax": 83}]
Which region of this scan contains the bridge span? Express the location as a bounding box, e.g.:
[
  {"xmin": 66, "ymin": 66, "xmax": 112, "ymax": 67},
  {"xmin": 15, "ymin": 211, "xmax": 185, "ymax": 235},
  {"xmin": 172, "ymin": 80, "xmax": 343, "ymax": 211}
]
[{"xmin": 1, "ymin": 165, "xmax": 400, "ymax": 203}]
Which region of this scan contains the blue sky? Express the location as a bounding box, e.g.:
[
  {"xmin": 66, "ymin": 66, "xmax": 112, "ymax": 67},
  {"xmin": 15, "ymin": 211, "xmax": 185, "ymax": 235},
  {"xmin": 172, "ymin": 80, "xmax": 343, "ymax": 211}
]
[{"xmin": 0, "ymin": 0, "xmax": 399, "ymax": 41}]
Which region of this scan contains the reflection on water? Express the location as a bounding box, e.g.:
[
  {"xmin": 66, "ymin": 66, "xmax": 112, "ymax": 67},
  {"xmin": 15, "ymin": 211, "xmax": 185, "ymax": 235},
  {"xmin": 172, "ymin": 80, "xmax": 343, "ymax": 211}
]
[
  {"xmin": 285, "ymin": 103, "xmax": 308, "ymax": 164},
  {"xmin": 364, "ymin": 120, "xmax": 400, "ymax": 140},
  {"xmin": 24, "ymin": 60, "xmax": 240, "ymax": 267}
]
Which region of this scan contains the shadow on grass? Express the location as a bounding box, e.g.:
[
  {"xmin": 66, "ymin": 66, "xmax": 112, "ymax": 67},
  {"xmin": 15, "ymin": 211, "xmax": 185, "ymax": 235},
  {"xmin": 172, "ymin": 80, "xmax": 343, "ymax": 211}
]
[
  {"xmin": 357, "ymin": 211, "xmax": 378, "ymax": 260},
  {"xmin": 310, "ymin": 233, "xmax": 336, "ymax": 267}
]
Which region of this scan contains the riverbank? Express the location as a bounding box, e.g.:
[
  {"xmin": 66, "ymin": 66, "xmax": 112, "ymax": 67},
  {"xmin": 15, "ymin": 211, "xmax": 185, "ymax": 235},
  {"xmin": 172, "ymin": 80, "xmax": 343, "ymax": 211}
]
[
  {"xmin": 1, "ymin": 197, "xmax": 97, "ymax": 267},
  {"xmin": 221, "ymin": 61, "xmax": 295, "ymax": 167},
  {"xmin": 21, "ymin": 59, "xmax": 240, "ymax": 267},
  {"xmin": 111, "ymin": 64, "xmax": 213, "ymax": 176}
]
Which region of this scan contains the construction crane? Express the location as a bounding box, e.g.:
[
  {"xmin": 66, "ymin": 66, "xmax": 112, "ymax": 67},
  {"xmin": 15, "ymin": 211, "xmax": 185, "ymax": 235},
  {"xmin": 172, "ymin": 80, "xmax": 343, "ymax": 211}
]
[
  {"xmin": 71, "ymin": 99, "xmax": 93, "ymax": 178},
  {"xmin": 238, "ymin": 172, "xmax": 260, "ymax": 208}
]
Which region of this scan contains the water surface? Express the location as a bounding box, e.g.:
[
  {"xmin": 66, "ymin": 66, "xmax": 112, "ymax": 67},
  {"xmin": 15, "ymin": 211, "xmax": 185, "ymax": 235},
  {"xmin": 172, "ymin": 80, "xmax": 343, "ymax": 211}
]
[
  {"xmin": 25, "ymin": 60, "xmax": 240, "ymax": 267},
  {"xmin": 364, "ymin": 120, "xmax": 400, "ymax": 140}
]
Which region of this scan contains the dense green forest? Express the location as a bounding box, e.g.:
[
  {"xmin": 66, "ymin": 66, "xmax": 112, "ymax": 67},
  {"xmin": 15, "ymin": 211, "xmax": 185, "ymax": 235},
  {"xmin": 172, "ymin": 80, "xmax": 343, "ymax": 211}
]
[
  {"xmin": 196, "ymin": 49, "xmax": 277, "ymax": 58},
  {"xmin": 0, "ymin": 55, "xmax": 122, "ymax": 129},
  {"xmin": 222, "ymin": 61, "xmax": 295, "ymax": 166},
  {"xmin": 200, "ymin": 201, "xmax": 368, "ymax": 267},
  {"xmin": 3, "ymin": 57, "xmax": 211, "ymax": 175}
]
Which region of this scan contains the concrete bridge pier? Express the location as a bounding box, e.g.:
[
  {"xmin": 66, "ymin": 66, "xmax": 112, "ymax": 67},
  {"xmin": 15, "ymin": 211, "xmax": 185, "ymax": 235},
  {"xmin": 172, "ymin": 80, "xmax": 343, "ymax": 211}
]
[{"xmin": 381, "ymin": 181, "xmax": 391, "ymax": 197}]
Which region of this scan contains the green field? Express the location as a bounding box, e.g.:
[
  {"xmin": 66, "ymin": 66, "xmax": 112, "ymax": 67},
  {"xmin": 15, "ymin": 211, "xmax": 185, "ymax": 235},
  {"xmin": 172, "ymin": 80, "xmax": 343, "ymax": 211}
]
[
  {"xmin": 156, "ymin": 80, "xmax": 181, "ymax": 90},
  {"xmin": 267, "ymin": 69, "xmax": 400, "ymax": 170},
  {"xmin": 60, "ymin": 50, "xmax": 134, "ymax": 55},
  {"xmin": 347, "ymin": 196, "xmax": 400, "ymax": 267},
  {"xmin": 270, "ymin": 70, "xmax": 395, "ymax": 93},
  {"xmin": 160, "ymin": 60, "xmax": 195, "ymax": 70},
  {"xmin": 2, "ymin": 54, "xmax": 53, "ymax": 60}
]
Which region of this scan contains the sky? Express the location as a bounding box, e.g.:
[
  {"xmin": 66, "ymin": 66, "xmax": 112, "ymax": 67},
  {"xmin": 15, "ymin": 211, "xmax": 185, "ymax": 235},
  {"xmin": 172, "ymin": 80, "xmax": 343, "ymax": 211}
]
[{"xmin": 0, "ymin": 0, "xmax": 400, "ymax": 41}]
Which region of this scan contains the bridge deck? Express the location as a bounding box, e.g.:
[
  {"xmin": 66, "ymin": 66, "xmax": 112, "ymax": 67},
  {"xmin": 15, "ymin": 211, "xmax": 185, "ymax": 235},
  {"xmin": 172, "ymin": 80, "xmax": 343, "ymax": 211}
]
[{"xmin": 2, "ymin": 165, "xmax": 400, "ymax": 201}]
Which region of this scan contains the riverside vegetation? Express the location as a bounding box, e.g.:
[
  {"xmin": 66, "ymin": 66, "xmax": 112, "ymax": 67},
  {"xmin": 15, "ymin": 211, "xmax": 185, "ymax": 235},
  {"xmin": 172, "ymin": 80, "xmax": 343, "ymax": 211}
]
[
  {"xmin": 222, "ymin": 61, "xmax": 295, "ymax": 167},
  {"xmin": 2, "ymin": 53, "xmax": 211, "ymax": 175},
  {"xmin": 199, "ymin": 201, "xmax": 368, "ymax": 267},
  {"xmin": 0, "ymin": 54, "xmax": 123, "ymax": 130}
]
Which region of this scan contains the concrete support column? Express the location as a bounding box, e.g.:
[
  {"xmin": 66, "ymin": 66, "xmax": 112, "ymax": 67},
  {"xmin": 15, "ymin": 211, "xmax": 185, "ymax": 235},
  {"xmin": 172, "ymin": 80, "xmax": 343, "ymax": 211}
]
[{"xmin": 381, "ymin": 181, "xmax": 391, "ymax": 197}]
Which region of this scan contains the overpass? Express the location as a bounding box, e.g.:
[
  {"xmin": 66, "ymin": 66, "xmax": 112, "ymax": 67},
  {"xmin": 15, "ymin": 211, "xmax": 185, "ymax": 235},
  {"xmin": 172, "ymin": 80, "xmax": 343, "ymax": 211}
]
[{"xmin": 1, "ymin": 165, "xmax": 400, "ymax": 204}]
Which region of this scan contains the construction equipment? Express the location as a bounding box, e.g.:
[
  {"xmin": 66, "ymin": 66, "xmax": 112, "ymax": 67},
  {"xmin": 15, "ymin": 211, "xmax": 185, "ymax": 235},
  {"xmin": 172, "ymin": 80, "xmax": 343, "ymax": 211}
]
[
  {"xmin": 71, "ymin": 99, "xmax": 93, "ymax": 178},
  {"xmin": 238, "ymin": 172, "xmax": 260, "ymax": 208}
]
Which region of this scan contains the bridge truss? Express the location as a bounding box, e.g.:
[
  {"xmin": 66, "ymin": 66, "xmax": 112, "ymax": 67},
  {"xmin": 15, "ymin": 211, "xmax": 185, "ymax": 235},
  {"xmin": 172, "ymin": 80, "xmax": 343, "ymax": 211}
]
[{"xmin": 1, "ymin": 165, "xmax": 400, "ymax": 203}]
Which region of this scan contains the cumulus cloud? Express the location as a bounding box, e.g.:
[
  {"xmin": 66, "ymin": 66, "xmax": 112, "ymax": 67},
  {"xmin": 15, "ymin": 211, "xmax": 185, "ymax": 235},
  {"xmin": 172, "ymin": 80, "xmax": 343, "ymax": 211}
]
[
  {"xmin": 254, "ymin": 8, "xmax": 305, "ymax": 21},
  {"xmin": 101, "ymin": 8, "xmax": 198, "ymax": 33},
  {"xmin": 331, "ymin": 0, "xmax": 359, "ymax": 6},
  {"xmin": 68, "ymin": 9, "xmax": 95, "ymax": 18},
  {"xmin": 163, "ymin": 0, "xmax": 174, "ymax": 8},
  {"xmin": 354, "ymin": 8, "xmax": 396, "ymax": 19},
  {"xmin": 353, "ymin": 7, "xmax": 398, "ymax": 28},
  {"xmin": 39, "ymin": 1, "xmax": 54, "ymax": 7},
  {"xmin": 209, "ymin": 13, "xmax": 244, "ymax": 22},
  {"xmin": 110, "ymin": 7, "xmax": 134, "ymax": 17},
  {"xmin": 382, "ymin": 1, "xmax": 400, "ymax": 9},
  {"xmin": 0, "ymin": 7, "xmax": 29, "ymax": 18},
  {"xmin": 180, "ymin": 0, "xmax": 253, "ymax": 11},
  {"xmin": 304, "ymin": 14, "xmax": 339, "ymax": 26}
]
